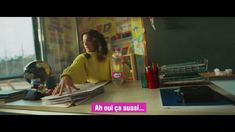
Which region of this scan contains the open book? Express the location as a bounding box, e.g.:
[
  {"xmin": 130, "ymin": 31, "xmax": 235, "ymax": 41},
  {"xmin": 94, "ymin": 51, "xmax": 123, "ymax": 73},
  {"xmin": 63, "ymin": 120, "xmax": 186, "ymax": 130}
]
[{"xmin": 41, "ymin": 81, "xmax": 110, "ymax": 107}]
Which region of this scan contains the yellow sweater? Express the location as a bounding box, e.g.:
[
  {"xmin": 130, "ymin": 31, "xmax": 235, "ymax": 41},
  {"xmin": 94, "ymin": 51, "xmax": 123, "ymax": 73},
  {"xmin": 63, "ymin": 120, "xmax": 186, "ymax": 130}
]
[{"xmin": 61, "ymin": 51, "xmax": 129, "ymax": 84}]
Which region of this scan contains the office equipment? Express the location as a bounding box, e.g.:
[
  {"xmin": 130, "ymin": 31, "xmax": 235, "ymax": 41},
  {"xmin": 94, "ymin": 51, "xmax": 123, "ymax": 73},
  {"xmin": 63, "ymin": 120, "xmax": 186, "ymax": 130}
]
[{"xmin": 159, "ymin": 58, "xmax": 209, "ymax": 86}]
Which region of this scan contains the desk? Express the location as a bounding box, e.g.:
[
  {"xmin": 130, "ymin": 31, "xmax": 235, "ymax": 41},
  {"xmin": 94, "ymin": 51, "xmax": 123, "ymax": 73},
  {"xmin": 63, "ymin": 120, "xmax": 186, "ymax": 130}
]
[
  {"xmin": 200, "ymin": 72, "xmax": 235, "ymax": 80},
  {"xmin": 1, "ymin": 80, "xmax": 235, "ymax": 115}
]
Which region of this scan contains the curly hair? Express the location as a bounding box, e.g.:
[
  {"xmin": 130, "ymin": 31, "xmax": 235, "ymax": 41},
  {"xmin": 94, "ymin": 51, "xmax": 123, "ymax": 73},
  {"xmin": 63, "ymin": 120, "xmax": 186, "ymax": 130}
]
[{"xmin": 81, "ymin": 29, "xmax": 108, "ymax": 61}]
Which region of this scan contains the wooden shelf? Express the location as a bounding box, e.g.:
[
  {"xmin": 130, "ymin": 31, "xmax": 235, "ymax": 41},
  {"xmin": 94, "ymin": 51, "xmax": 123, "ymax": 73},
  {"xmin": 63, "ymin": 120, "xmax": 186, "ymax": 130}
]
[{"xmin": 123, "ymin": 54, "xmax": 137, "ymax": 80}]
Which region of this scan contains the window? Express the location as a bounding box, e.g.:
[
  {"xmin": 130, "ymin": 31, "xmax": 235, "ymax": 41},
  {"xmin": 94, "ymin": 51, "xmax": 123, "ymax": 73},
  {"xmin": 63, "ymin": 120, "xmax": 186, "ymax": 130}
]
[
  {"xmin": 40, "ymin": 17, "xmax": 79, "ymax": 77},
  {"xmin": 0, "ymin": 17, "xmax": 36, "ymax": 79}
]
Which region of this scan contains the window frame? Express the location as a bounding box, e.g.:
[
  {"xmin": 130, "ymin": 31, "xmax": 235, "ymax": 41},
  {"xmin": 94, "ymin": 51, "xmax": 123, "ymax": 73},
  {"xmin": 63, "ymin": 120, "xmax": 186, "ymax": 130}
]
[{"xmin": 0, "ymin": 17, "xmax": 41, "ymax": 80}]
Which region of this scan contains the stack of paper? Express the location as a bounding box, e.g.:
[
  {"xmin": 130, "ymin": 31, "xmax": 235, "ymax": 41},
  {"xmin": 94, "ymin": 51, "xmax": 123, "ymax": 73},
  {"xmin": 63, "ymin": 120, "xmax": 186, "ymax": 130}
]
[
  {"xmin": 0, "ymin": 89, "xmax": 27, "ymax": 103},
  {"xmin": 41, "ymin": 81, "xmax": 110, "ymax": 107}
]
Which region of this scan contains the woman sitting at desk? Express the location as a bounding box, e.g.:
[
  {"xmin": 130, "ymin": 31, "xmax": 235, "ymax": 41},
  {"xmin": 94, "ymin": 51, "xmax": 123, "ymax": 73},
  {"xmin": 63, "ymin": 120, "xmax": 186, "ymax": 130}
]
[{"xmin": 52, "ymin": 29, "xmax": 129, "ymax": 96}]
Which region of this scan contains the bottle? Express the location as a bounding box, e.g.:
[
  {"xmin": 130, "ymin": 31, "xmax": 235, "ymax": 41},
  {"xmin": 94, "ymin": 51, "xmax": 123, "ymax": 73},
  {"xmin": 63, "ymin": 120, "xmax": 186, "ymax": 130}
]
[
  {"xmin": 152, "ymin": 63, "xmax": 161, "ymax": 88},
  {"xmin": 146, "ymin": 66, "xmax": 155, "ymax": 89},
  {"xmin": 111, "ymin": 48, "xmax": 124, "ymax": 85}
]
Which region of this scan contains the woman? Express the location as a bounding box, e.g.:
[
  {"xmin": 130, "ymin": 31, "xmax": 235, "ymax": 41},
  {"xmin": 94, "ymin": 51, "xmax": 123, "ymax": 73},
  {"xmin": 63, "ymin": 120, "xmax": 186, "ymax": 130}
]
[{"xmin": 52, "ymin": 29, "xmax": 129, "ymax": 95}]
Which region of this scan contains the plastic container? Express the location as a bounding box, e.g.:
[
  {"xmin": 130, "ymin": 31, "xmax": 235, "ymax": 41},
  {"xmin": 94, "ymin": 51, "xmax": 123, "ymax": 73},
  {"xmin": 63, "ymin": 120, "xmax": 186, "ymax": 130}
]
[{"xmin": 111, "ymin": 48, "xmax": 124, "ymax": 85}]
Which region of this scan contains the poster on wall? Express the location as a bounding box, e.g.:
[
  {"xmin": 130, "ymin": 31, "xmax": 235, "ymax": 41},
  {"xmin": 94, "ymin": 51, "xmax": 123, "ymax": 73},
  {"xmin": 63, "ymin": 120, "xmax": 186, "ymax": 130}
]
[
  {"xmin": 130, "ymin": 17, "xmax": 145, "ymax": 38},
  {"xmin": 132, "ymin": 35, "xmax": 145, "ymax": 55},
  {"xmin": 130, "ymin": 17, "xmax": 146, "ymax": 56},
  {"xmin": 43, "ymin": 17, "xmax": 79, "ymax": 76}
]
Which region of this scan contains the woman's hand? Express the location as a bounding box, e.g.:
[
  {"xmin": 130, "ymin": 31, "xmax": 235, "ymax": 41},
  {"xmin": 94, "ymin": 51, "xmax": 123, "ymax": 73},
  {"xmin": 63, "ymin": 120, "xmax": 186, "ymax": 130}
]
[{"xmin": 52, "ymin": 75, "xmax": 79, "ymax": 96}]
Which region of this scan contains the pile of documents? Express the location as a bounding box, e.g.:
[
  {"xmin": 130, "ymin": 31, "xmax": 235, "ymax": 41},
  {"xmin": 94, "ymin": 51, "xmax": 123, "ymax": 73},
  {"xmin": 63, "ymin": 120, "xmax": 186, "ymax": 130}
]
[
  {"xmin": 0, "ymin": 89, "xmax": 27, "ymax": 103},
  {"xmin": 41, "ymin": 81, "xmax": 109, "ymax": 107}
]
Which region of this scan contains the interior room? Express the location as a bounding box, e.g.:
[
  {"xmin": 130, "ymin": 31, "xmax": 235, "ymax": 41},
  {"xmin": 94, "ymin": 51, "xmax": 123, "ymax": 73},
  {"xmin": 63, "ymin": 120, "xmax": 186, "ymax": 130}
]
[{"xmin": 0, "ymin": 17, "xmax": 235, "ymax": 115}]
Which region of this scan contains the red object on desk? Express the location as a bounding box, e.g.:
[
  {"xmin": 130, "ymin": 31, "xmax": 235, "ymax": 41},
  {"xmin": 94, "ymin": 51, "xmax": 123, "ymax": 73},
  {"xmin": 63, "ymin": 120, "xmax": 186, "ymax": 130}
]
[
  {"xmin": 152, "ymin": 63, "xmax": 160, "ymax": 88},
  {"xmin": 146, "ymin": 66, "xmax": 155, "ymax": 89}
]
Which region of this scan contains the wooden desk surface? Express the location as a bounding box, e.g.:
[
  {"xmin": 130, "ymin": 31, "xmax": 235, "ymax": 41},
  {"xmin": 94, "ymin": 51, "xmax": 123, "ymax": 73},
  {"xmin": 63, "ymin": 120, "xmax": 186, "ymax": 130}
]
[
  {"xmin": 1, "ymin": 80, "xmax": 235, "ymax": 115},
  {"xmin": 200, "ymin": 72, "xmax": 235, "ymax": 79}
]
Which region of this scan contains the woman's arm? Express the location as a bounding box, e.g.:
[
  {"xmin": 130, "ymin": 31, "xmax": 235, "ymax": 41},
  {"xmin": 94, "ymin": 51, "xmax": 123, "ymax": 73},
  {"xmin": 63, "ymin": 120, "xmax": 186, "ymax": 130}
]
[
  {"xmin": 52, "ymin": 75, "xmax": 79, "ymax": 95},
  {"xmin": 61, "ymin": 54, "xmax": 88, "ymax": 84},
  {"xmin": 52, "ymin": 54, "xmax": 87, "ymax": 95}
]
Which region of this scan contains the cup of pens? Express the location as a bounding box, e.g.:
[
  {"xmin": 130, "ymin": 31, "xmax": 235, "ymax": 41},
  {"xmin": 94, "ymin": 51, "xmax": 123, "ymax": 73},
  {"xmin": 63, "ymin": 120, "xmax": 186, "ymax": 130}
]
[{"xmin": 142, "ymin": 63, "xmax": 161, "ymax": 89}]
